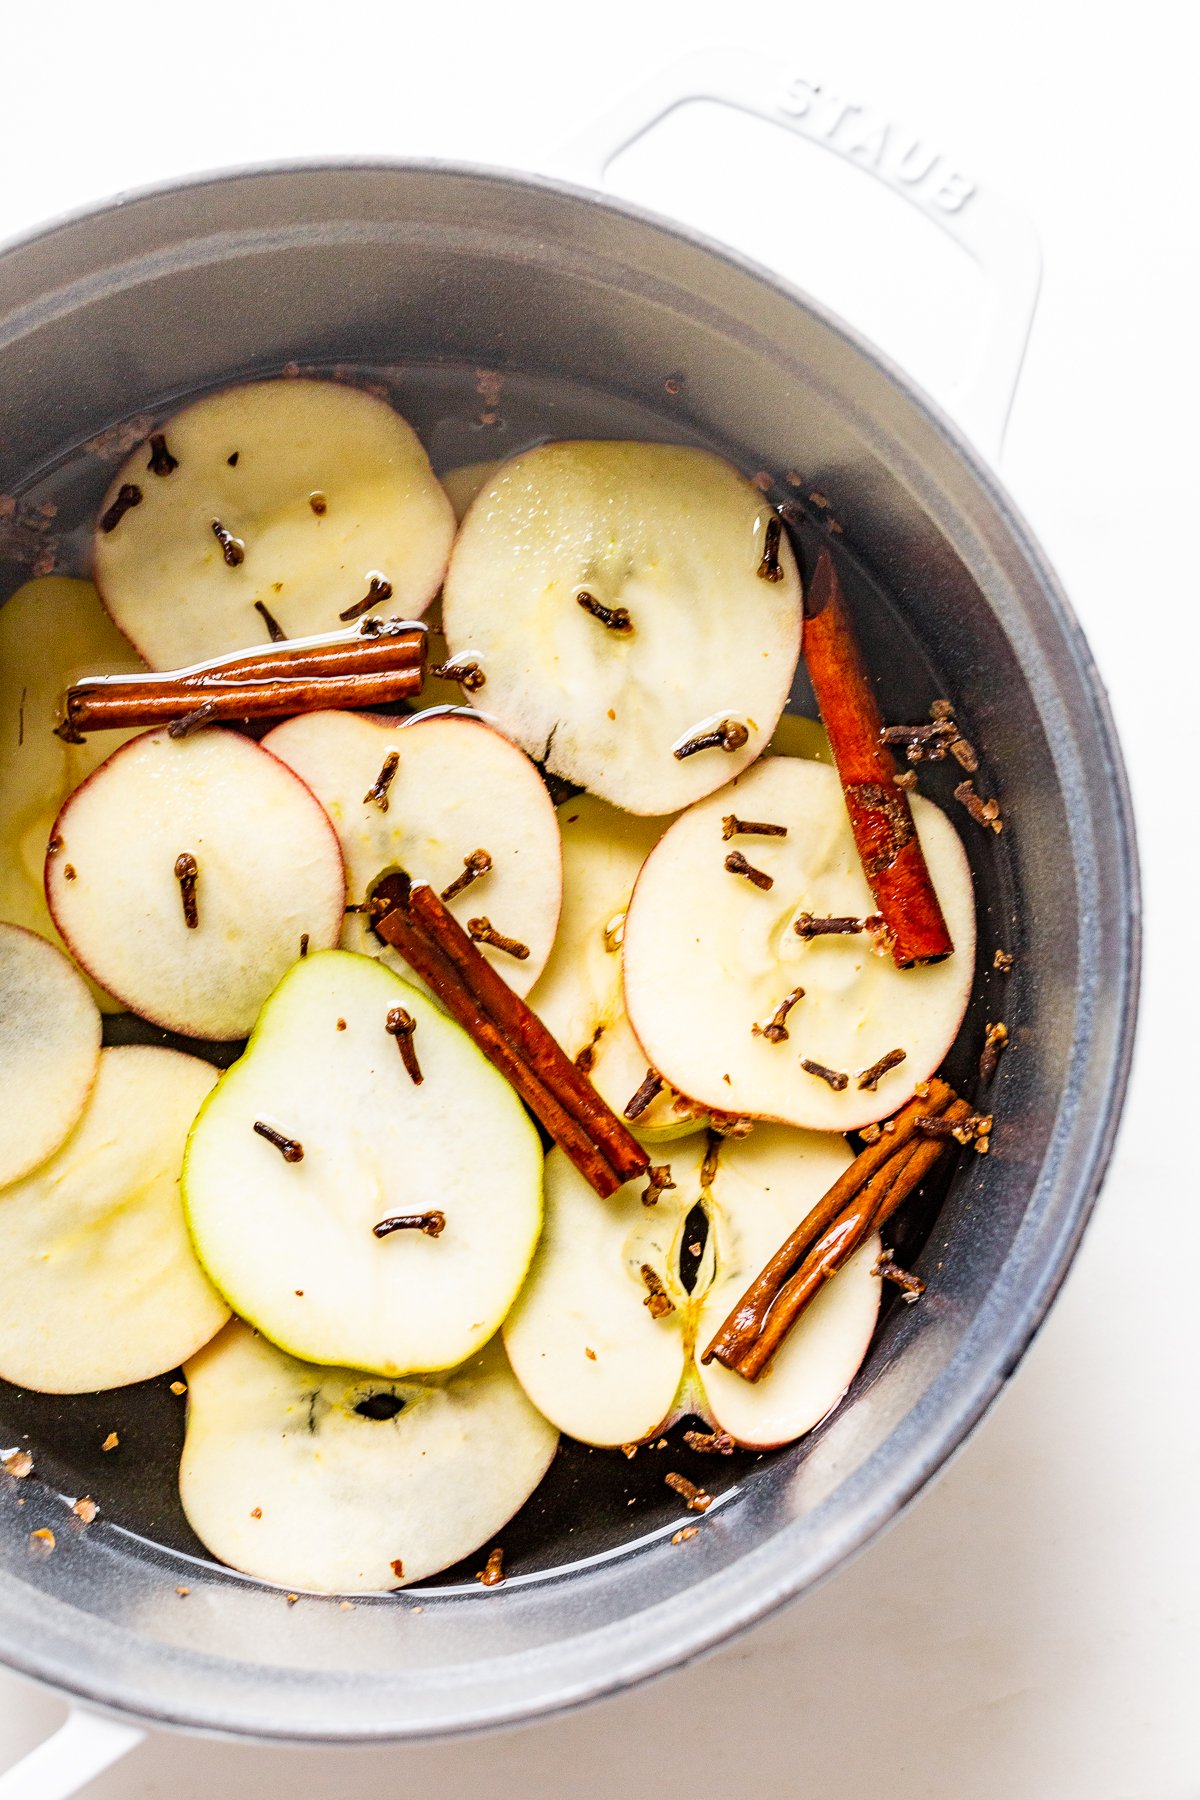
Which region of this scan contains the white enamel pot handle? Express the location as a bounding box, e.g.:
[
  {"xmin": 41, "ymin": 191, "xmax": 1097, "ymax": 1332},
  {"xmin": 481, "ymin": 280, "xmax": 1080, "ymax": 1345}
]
[
  {"xmin": 557, "ymin": 48, "xmax": 1042, "ymax": 460},
  {"xmin": 0, "ymin": 1708, "xmax": 144, "ymax": 1798}
]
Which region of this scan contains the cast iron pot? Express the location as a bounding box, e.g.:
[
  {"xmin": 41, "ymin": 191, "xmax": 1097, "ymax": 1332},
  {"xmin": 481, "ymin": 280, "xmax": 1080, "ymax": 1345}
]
[{"xmin": 0, "ymin": 53, "xmax": 1139, "ymax": 1790}]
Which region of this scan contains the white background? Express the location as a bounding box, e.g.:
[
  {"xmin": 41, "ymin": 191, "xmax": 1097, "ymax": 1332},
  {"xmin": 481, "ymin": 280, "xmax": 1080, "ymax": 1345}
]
[{"xmin": 0, "ymin": 1, "xmax": 1195, "ymax": 1794}]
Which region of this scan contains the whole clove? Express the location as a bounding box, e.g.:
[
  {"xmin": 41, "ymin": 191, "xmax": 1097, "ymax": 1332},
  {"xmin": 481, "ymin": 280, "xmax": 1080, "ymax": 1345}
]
[
  {"xmin": 624, "ymin": 1069, "xmax": 663, "ymax": 1121},
  {"xmin": 253, "ymin": 1121, "xmax": 304, "ymax": 1162},
  {"xmin": 800, "ymin": 1057, "xmax": 849, "ymax": 1091},
  {"xmin": 467, "ymin": 917, "xmax": 529, "ymax": 961},
  {"xmin": 429, "ymin": 658, "xmax": 486, "ymax": 692},
  {"xmin": 724, "ymin": 850, "xmax": 774, "ymax": 891},
  {"xmin": 642, "ymin": 1163, "xmax": 676, "ymax": 1207},
  {"xmin": 254, "ymin": 599, "xmax": 287, "ymax": 642},
  {"xmin": 673, "ymin": 719, "xmax": 749, "ymax": 760},
  {"xmin": 722, "ymin": 814, "xmax": 787, "ymax": 841},
  {"xmin": 979, "ymin": 1020, "xmax": 1009, "ymax": 1084},
  {"xmin": 100, "ymin": 484, "xmax": 143, "ymax": 533},
  {"xmin": 372, "ymin": 1211, "xmax": 445, "ymax": 1239},
  {"xmin": 440, "ymin": 849, "xmax": 492, "ymax": 903},
  {"xmin": 577, "ymin": 590, "xmax": 633, "ymax": 634},
  {"xmin": 338, "ymin": 574, "xmax": 393, "ymax": 623},
  {"xmin": 640, "ymin": 1264, "xmax": 674, "ymax": 1318},
  {"xmin": 857, "ymin": 1047, "xmax": 907, "ymax": 1090},
  {"xmin": 211, "ymin": 518, "xmax": 245, "ymax": 566},
  {"xmin": 752, "ymin": 987, "xmax": 804, "ymax": 1044},
  {"xmin": 173, "ymin": 852, "xmax": 199, "ymax": 928},
  {"xmin": 757, "ymin": 514, "xmax": 784, "ymax": 581},
  {"xmin": 147, "ymin": 434, "xmax": 178, "ymax": 476},
  {"xmin": 385, "ymin": 1006, "xmax": 423, "ymax": 1084},
  {"xmin": 363, "ymin": 751, "xmax": 400, "ymax": 811}
]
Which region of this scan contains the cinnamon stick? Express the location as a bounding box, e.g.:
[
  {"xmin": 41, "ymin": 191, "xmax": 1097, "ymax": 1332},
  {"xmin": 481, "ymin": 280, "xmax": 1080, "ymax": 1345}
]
[
  {"xmin": 700, "ymin": 1079, "xmax": 954, "ymax": 1369},
  {"xmin": 372, "ymin": 876, "xmax": 648, "ymax": 1198},
  {"xmin": 798, "ymin": 546, "xmax": 953, "ymax": 967},
  {"xmin": 60, "ymin": 622, "xmax": 427, "ymax": 735}
]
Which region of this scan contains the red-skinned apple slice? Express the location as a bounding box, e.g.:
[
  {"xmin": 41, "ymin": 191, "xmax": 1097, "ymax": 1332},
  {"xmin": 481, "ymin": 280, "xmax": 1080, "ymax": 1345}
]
[
  {"xmin": 0, "ymin": 1046, "xmax": 228, "ymax": 1392},
  {"xmin": 179, "ymin": 1322, "xmax": 557, "ymax": 1593},
  {"xmin": 263, "ymin": 710, "xmax": 561, "ymax": 996},
  {"xmin": 442, "ymin": 442, "xmax": 803, "ymax": 815},
  {"xmin": 46, "ymin": 727, "xmax": 344, "ymax": 1040},
  {"xmin": 503, "ymin": 1128, "xmax": 880, "ymax": 1449},
  {"xmin": 622, "ymin": 758, "xmax": 975, "ymax": 1132},
  {"xmin": 0, "ymin": 923, "xmax": 101, "ymax": 1188},
  {"xmin": 527, "ymin": 794, "xmax": 698, "ymax": 1138},
  {"xmin": 93, "ymin": 379, "xmax": 455, "ymax": 668}
]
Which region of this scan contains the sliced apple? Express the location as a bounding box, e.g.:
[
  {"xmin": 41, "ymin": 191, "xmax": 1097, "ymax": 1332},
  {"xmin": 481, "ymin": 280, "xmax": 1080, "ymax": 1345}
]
[
  {"xmin": 0, "ymin": 924, "xmax": 101, "ymax": 1189},
  {"xmin": 0, "ymin": 1046, "xmax": 228, "ymax": 1393},
  {"xmin": 179, "ymin": 1321, "xmax": 556, "ymax": 1593},
  {"xmin": 442, "ymin": 442, "xmax": 803, "ymax": 815},
  {"xmin": 263, "ymin": 710, "xmax": 561, "ymax": 996},
  {"xmin": 92, "ymin": 378, "xmax": 455, "ymax": 669},
  {"xmin": 526, "ymin": 794, "xmax": 696, "ymax": 1137},
  {"xmin": 45, "ymin": 726, "xmax": 345, "ymax": 1040},
  {"xmin": 622, "ymin": 758, "xmax": 975, "ymax": 1132},
  {"xmin": 0, "ymin": 575, "xmax": 146, "ymax": 1001},
  {"xmin": 183, "ymin": 950, "xmax": 543, "ymax": 1375},
  {"xmin": 503, "ymin": 1127, "xmax": 880, "ymax": 1449}
]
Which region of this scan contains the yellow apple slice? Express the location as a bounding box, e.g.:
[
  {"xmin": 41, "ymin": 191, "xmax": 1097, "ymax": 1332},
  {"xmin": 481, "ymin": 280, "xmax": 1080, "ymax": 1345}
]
[
  {"xmin": 0, "ymin": 924, "xmax": 101, "ymax": 1188},
  {"xmin": 180, "ymin": 1322, "xmax": 557, "ymax": 1593},
  {"xmin": 183, "ymin": 951, "xmax": 544, "ymax": 1376},
  {"xmin": 0, "ymin": 1046, "xmax": 227, "ymax": 1392},
  {"xmin": 442, "ymin": 442, "xmax": 803, "ymax": 815},
  {"xmin": 623, "ymin": 758, "xmax": 975, "ymax": 1131},
  {"xmin": 92, "ymin": 379, "xmax": 455, "ymax": 668}
]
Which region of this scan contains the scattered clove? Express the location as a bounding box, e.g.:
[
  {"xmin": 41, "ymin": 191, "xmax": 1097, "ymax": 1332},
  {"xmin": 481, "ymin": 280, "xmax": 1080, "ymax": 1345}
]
[
  {"xmin": 794, "ymin": 913, "xmax": 868, "ymax": 938},
  {"xmin": 757, "ymin": 514, "xmax": 784, "ymax": 581},
  {"xmin": 673, "ymin": 719, "xmax": 749, "ymax": 760},
  {"xmin": 857, "ymin": 1047, "xmax": 907, "ymax": 1090},
  {"xmin": 993, "ymin": 949, "xmax": 1014, "ymax": 973},
  {"xmin": 253, "ymin": 1120, "xmax": 304, "ymax": 1162},
  {"xmin": 873, "ymin": 1253, "xmax": 926, "ymax": 1301},
  {"xmin": 338, "ymin": 574, "xmax": 393, "ymax": 622},
  {"xmin": 211, "ymin": 518, "xmax": 245, "ymax": 566},
  {"xmin": 429, "ymin": 658, "xmax": 486, "ymax": 692},
  {"xmin": 373, "ymin": 1211, "xmax": 446, "ymax": 1240},
  {"xmin": 665, "ymin": 1472, "xmax": 712, "ymax": 1513},
  {"xmin": 173, "ymin": 852, "xmax": 199, "ymax": 929},
  {"xmin": 362, "ymin": 750, "xmax": 400, "ymax": 811},
  {"xmin": 385, "ymin": 1006, "xmax": 423, "ymax": 1084},
  {"xmin": 641, "ymin": 1164, "xmax": 675, "ymax": 1208},
  {"xmin": 724, "ymin": 850, "xmax": 774, "ymax": 891},
  {"xmin": 722, "ymin": 814, "xmax": 787, "ymax": 841},
  {"xmin": 682, "ymin": 1428, "xmax": 735, "ymax": 1455},
  {"xmin": 955, "ymin": 780, "xmax": 1003, "ymax": 833},
  {"xmin": 625, "ymin": 1070, "xmax": 664, "ymax": 1121},
  {"xmin": 640, "ymin": 1264, "xmax": 675, "ymax": 1318},
  {"xmin": 477, "ymin": 1547, "xmax": 505, "ymax": 1587},
  {"xmin": 576, "ymin": 590, "xmax": 633, "ymax": 634},
  {"xmin": 440, "ymin": 849, "xmax": 492, "ymax": 903},
  {"xmin": 467, "ymin": 917, "xmax": 529, "ymax": 960},
  {"xmin": 147, "ymin": 434, "xmax": 178, "ymax": 476},
  {"xmin": 979, "ymin": 1020, "xmax": 1009, "ymax": 1084},
  {"xmin": 800, "ymin": 1057, "xmax": 849, "ymax": 1091},
  {"xmin": 99, "ymin": 484, "xmax": 143, "ymax": 533},
  {"xmin": 752, "ymin": 987, "xmax": 804, "ymax": 1043}
]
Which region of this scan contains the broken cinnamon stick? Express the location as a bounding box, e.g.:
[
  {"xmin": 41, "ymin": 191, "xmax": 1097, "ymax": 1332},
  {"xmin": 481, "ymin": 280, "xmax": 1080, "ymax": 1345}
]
[
  {"xmin": 796, "ymin": 545, "xmax": 953, "ymax": 967},
  {"xmin": 372, "ymin": 875, "xmax": 648, "ymax": 1198},
  {"xmin": 59, "ymin": 622, "xmax": 427, "ymax": 735}
]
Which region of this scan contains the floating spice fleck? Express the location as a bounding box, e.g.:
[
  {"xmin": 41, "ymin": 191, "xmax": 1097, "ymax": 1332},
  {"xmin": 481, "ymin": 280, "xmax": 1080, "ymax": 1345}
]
[
  {"xmin": 857, "ymin": 1047, "xmax": 907, "ymax": 1090},
  {"xmin": 950, "ymin": 736, "xmax": 979, "ymax": 773},
  {"xmin": 624, "ymin": 1069, "xmax": 663, "ymax": 1121},
  {"xmin": 173, "ymin": 852, "xmax": 199, "ymax": 929},
  {"xmin": 873, "ymin": 1254, "xmax": 925, "ymax": 1301},
  {"xmin": 683, "ymin": 1428, "xmax": 735, "ymax": 1454},
  {"xmin": 72, "ymin": 1496, "xmax": 99, "ymax": 1524},
  {"xmin": 176, "ymin": 1586, "xmax": 191, "ymax": 1597},
  {"xmin": 665, "ymin": 1472, "xmax": 712, "ymax": 1513},
  {"xmin": 338, "ymin": 574, "xmax": 393, "ymax": 622},
  {"xmin": 440, "ymin": 849, "xmax": 492, "ymax": 902},
  {"xmin": 664, "ymin": 373, "xmax": 684, "ymax": 396},
  {"xmin": 893, "ymin": 769, "xmax": 918, "ymax": 791},
  {"xmin": 724, "ymin": 850, "xmax": 773, "ymax": 891},
  {"xmin": 147, "ymin": 433, "xmax": 178, "ymax": 477},
  {"xmin": 801, "ymin": 1057, "xmax": 849, "ymax": 1091},
  {"xmin": 385, "ymin": 1006, "xmax": 422, "ymax": 1085},
  {"xmin": 167, "ymin": 699, "xmax": 218, "ymax": 739},
  {"xmin": 577, "ymin": 590, "xmax": 633, "ymax": 634},
  {"xmin": 101, "ymin": 1431, "xmax": 119, "ymax": 1453},
  {"xmin": 477, "ymin": 1547, "xmax": 505, "ymax": 1587},
  {"xmin": 211, "ymin": 518, "xmax": 245, "ymax": 566},
  {"xmin": 253, "ymin": 599, "xmax": 287, "ymax": 642},
  {"xmin": 467, "ymin": 917, "xmax": 529, "ymax": 960},
  {"xmin": 955, "ymin": 780, "xmax": 1002, "ymax": 833},
  {"xmin": 429, "ymin": 658, "xmax": 486, "ymax": 692},
  {"xmin": 253, "ymin": 1121, "xmax": 304, "ymax": 1163},
  {"xmin": 2, "ymin": 1449, "xmax": 32, "ymax": 1479},
  {"xmin": 993, "ymin": 949, "xmax": 1014, "ymax": 973},
  {"xmin": 794, "ymin": 913, "xmax": 865, "ymax": 938},
  {"xmin": 170, "ymin": 1381, "xmax": 187, "ymax": 1397},
  {"xmin": 879, "ymin": 721, "xmax": 956, "ymax": 754},
  {"xmin": 639, "ymin": 1164, "xmax": 676, "ymax": 1212},
  {"xmin": 28, "ymin": 1528, "xmax": 56, "ymax": 1556},
  {"xmin": 373, "ymin": 1211, "xmax": 445, "ymax": 1240},
  {"xmin": 722, "ymin": 814, "xmax": 787, "ymax": 841},
  {"xmin": 673, "ymin": 719, "xmax": 749, "ymax": 761},
  {"xmin": 100, "ymin": 484, "xmax": 143, "ymax": 533},
  {"xmin": 979, "ymin": 1020, "xmax": 1009, "ymax": 1083},
  {"xmin": 752, "ymin": 987, "xmax": 804, "ymax": 1044},
  {"xmin": 363, "ymin": 750, "xmax": 400, "ymax": 811},
  {"xmin": 671, "ymin": 1526, "xmax": 700, "ymax": 1544},
  {"xmin": 390, "ymin": 1558, "xmax": 404, "ymax": 1580},
  {"xmin": 640, "ymin": 1264, "xmax": 674, "ymax": 1318},
  {"xmin": 757, "ymin": 514, "xmax": 784, "ymax": 581},
  {"xmin": 574, "ymin": 1027, "xmax": 602, "ymax": 1074}
]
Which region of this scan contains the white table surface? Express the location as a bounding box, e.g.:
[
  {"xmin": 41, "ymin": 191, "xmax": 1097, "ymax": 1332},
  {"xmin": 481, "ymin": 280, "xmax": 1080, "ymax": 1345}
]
[{"xmin": 0, "ymin": 2, "xmax": 1195, "ymax": 1794}]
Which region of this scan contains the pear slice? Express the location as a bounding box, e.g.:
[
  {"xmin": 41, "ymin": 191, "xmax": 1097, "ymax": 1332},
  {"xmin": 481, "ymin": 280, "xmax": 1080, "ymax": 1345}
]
[
  {"xmin": 183, "ymin": 951, "xmax": 543, "ymax": 1376},
  {"xmin": 92, "ymin": 378, "xmax": 455, "ymax": 669},
  {"xmin": 526, "ymin": 794, "xmax": 697, "ymax": 1138},
  {"xmin": 0, "ymin": 924, "xmax": 101, "ymax": 1188},
  {"xmin": 0, "ymin": 1046, "xmax": 228, "ymax": 1393},
  {"xmin": 0, "ymin": 575, "xmax": 146, "ymax": 1002},
  {"xmin": 622, "ymin": 758, "xmax": 975, "ymax": 1132},
  {"xmin": 179, "ymin": 1322, "xmax": 557, "ymax": 1593},
  {"xmin": 503, "ymin": 1127, "xmax": 880, "ymax": 1449},
  {"xmin": 46, "ymin": 726, "xmax": 345, "ymax": 1040},
  {"xmin": 263, "ymin": 710, "xmax": 561, "ymax": 996},
  {"xmin": 442, "ymin": 442, "xmax": 803, "ymax": 815}
]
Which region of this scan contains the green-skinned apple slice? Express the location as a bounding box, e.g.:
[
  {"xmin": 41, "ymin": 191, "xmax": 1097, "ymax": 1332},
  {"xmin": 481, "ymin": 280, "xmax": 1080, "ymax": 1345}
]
[
  {"xmin": 442, "ymin": 442, "xmax": 803, "ymax": 815},
  {"xmin": 526, "ymin": 794, "xmax": 697, "ymax": 1138},
  {"xmin": 411, "ymin": 462, "xmax": 498, "ymax": 712},
  {"xmin": 0, "ymin": 923, "xmax": 101, "ymax": 1188},
  {"xmin": 0, "ymin": 1046, "xmax": 227, "ymax": 1392},
  {"xmin": 263, "ymin": 710, "xmax": 560, "ymax": 996},
  {"xmin": 622, "ymin": 758, "xmax": 975, "ymax": 1132},
  {"xmin": 92, "ymin": 378, "xmax": 455, "ymax": 669},
  {"xmin": 503, "ymin": 1126, "xmax": 880, "ymax": 1449},
  {"xmin": 183, "ymin": 950, "xmax": 543, "ymax": 1375},
  {"xmin": 46, "ymin": 726, "xmax": 344, "ymax": 1040},
  {"xmin": 179, "ymin": 1321, "xmax": 557, "ymax": 1593},
  {"xmin": 0, "ymin": 575, "xmax": 146, "ymax": 1004}
]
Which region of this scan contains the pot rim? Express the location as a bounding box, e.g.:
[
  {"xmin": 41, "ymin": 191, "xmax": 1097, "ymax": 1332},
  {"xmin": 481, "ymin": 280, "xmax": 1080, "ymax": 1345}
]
[{"xmin": 0, "ymin": 154, "xmax": 1141, "ymax": 1744}]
